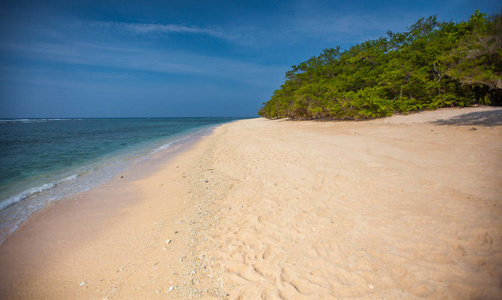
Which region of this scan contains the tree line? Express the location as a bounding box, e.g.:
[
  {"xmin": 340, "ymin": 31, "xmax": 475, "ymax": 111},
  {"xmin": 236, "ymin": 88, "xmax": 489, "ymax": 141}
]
[{"xmin": 259, "ymin": 10, "xmax": 501, "ymax": 120}]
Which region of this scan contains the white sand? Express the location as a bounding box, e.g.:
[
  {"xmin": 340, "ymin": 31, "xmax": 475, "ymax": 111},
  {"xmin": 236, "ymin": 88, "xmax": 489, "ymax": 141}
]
[
  {"xmin": 199, "ymin": 107, "xmax": 502, "ymax": 299},
  {"xmin": 1, "ymin": 107, "xmax": 501, "ymax": 299}
]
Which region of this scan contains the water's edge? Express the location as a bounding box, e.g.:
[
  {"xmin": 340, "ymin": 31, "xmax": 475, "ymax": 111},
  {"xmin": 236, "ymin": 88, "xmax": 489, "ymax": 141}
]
[{"xmin": 0, "ymin": 121, "xmax": 231, "ymax": 244}]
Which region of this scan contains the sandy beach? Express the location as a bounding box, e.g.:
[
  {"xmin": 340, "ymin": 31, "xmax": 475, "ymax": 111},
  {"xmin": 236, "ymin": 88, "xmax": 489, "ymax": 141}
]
[{"xmin": 1, "ymin": 106, "xmax": 502, "ymax": 299}]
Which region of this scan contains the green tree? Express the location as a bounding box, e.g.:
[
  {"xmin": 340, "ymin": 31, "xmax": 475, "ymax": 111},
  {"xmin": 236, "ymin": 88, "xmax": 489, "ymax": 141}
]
[{"xmin": 259, "ymin": 10, "xmax": 501, "ymax": 120}]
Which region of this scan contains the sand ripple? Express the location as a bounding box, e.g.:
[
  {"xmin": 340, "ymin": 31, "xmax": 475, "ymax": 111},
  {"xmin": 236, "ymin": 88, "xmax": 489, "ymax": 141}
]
[{"xmin": 195, "ymin": 111, "xmax": 502, "ymax": 299}]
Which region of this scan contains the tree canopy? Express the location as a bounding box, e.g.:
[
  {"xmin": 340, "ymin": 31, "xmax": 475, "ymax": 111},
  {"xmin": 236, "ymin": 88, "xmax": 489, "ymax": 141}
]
[{"xmin": 259, "ymin": 10, "xmax": 502, "ymax": 120}]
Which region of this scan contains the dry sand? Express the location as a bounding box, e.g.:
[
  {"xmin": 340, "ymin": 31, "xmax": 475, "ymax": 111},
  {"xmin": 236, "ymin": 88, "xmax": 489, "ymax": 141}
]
[{"xmin": 1, "ymin": 106, "xmax": 501, "ymax": 299}]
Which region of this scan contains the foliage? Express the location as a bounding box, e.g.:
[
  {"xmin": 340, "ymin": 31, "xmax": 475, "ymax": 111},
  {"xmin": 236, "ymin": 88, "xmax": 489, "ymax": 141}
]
[{"xmin": 259, "ymin": 11, "xmax": 502, "ymax": 120}]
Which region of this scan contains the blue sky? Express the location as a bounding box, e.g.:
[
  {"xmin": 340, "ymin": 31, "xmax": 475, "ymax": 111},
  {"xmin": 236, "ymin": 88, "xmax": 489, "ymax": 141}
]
[{"xmin": 0, "ymin": 0, "xmax": 499, "ymax": 118}]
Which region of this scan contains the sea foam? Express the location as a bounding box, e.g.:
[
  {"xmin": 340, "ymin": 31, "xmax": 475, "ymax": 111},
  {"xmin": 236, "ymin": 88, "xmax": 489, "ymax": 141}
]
[
  {"xmin": 0, "ymin": 174, "xmax": 78, "ymax": 211},
  {"xmin": 0, "ymin": 118, "xmax": 236, "ymax": 244}
]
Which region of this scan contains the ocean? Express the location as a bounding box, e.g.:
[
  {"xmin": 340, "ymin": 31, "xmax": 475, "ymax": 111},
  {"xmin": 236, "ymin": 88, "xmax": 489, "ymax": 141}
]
[{"xmin": 0, "ymin": 117, "xmax": 239, "ymax": 243}]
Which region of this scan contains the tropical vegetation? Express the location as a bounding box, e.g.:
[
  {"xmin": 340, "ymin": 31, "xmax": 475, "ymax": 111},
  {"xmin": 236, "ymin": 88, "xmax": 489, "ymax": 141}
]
[{"xmin": 259, "ymin": 10, "xmax": 501, "ymax": 120}]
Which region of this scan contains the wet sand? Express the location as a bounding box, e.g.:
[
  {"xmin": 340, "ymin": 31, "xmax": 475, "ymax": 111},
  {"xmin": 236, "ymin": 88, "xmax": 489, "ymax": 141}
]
[{"xmin": 1, "ymin": 107, "xmax": 501, "ymax": 299}]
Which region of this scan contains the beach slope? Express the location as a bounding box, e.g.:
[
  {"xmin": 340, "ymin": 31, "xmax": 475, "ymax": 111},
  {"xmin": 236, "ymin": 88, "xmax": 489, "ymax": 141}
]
[
  {"xmin": 199, "ymin": 107, "xmax": 502, "ymax": 299},
  {"xmin": 1, "ymin": 107, "xmax": 501, "ymax": 299}
]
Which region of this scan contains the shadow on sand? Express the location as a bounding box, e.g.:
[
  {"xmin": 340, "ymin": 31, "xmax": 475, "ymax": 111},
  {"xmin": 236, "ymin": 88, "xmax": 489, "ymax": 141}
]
[{"xmin": 432, "ymin": 110, "xmax": 502, "ymax": 127}]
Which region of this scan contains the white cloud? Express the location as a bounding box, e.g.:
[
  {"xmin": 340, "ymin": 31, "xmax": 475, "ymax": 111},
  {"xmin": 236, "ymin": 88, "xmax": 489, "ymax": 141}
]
[
  {"xmin": 214, "ymin": 1, "xmax": 428, "ymax": 48},
  {"xmin": 1, "ymin": 40, "xmax": 285, "ymax": 88},
  {"xmin": 91, "ymin": 21, "xmax": 235, "ymax": 40}
]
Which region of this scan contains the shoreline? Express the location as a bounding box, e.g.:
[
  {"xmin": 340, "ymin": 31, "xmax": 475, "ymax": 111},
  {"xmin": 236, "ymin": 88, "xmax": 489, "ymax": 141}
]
[
  {"xmin": 0, "ymin": 121, "xmax": 227, "ymax": 245},
  {"xmin": 1, "ymin": 107, "xmax": 501, "ymax": 298},
  {"xmin": 0, "ymin": 125, "xmax": 226, "ymax": 298}
]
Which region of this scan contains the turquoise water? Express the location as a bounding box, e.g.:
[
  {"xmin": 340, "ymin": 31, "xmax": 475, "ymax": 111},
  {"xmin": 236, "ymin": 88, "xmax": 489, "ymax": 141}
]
[{"xmin": 0, "ymin": 117, "xmax": 238, "ymax": 243}]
